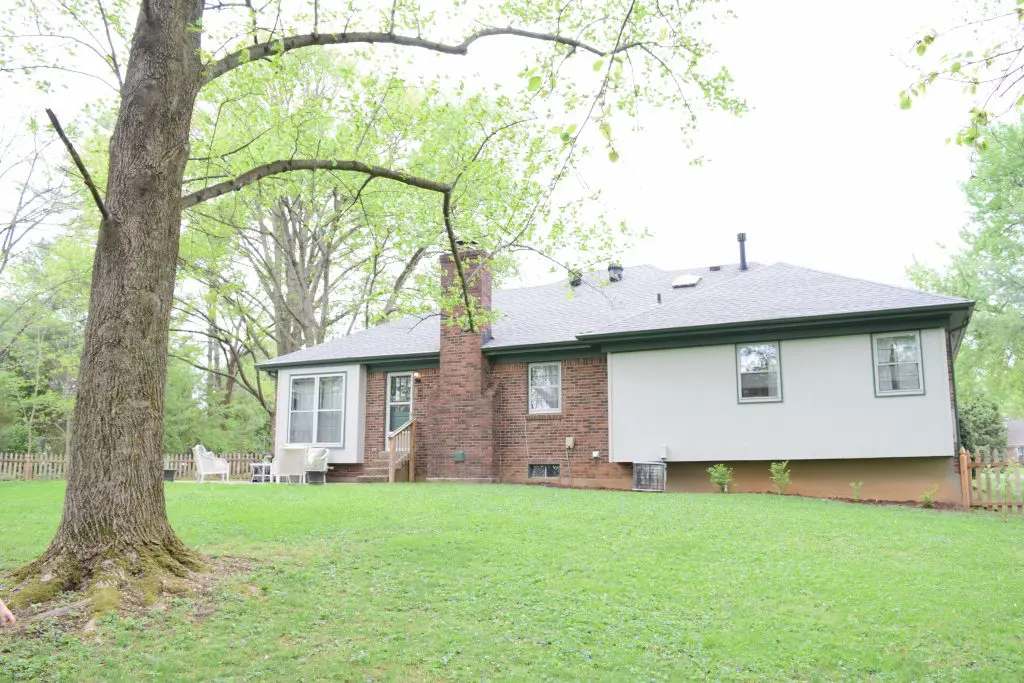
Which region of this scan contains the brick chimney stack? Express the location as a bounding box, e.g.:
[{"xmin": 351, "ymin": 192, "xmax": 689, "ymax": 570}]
[{"xmin": 435, "ymin": 248, "xmax": 496, "ymax": 480}]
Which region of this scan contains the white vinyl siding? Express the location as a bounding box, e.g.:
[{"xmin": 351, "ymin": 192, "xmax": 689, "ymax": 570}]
[
  {"xmin": 736, "ymin": 342, "xmax": 782, "ymax": 403},
  {"xmin": 872, "ymin": 331, "xmax": 924, "ymax": 396},
  {"xmin": 288, "ymin": 373, "xmax": 346, "ymax": 445},
  {"xmin": 608, "ymin": 330, "xmax": 954, "ymax": 462},
  {"xmin": 528, "ymin": 362, "xmax": 562, "ymax": 414}
]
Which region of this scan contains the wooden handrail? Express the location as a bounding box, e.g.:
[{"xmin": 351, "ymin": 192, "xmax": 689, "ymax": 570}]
[{"xmin": 387, "ymin": 419, "xmax": 417, "ymax": 483}]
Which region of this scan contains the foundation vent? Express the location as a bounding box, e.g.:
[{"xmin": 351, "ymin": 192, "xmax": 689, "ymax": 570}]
[{"xmin": 632, "ymin": 462, "xmax": 667, "ymax": 492}]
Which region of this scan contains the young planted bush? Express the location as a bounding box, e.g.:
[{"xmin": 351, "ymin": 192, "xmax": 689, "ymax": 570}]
[
  {"xmin": 849, "ymin": 481, "xmax": 864, "ymax": 501},
  {"xmin": 769, "ymin": 461, "xmax": 791, "ymax": 494},
  {"xmin": 919, "ymin": 485, "xmax": 940, "ymax": 509},
  {"xmin": 707, "ymin": 464, "xmax": 734, "ymax": 493}
]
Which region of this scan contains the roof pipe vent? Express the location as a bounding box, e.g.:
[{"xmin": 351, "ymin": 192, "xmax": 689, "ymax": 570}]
[
  {"xmin": 608, "ymin": 263, "xmax": 624, "ymax": 282},
  {"xmin": 569, "ymin": 270, "xmax": 583, "ymax": 287},
  {"xmin": 737, "ymin": 233, "xmax": 748, "ymax": 271}
]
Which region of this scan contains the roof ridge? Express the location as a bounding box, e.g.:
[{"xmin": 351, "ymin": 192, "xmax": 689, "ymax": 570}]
[
  {"xmin": 772, "ymin": 262, "xmax": 972, "ymax": 303},
  {"xmin": 582, "ymin": 263, "xmax": 778, "ymax": 334}
]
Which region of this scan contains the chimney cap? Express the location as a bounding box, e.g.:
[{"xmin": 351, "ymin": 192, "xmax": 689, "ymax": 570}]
[{"xmin": 737, "ymin": 233, "xmax": 746, "ymax": 242}]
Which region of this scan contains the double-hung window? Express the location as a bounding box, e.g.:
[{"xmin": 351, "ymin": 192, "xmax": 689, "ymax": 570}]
[
  {"xmin": 288, "ymin": 373, "xmax": 346, "ymax": 444},
  {"xmin": 528, "ymin": 362, "xmax": 561, "ymax": 414},
  {"xmin": 872, "ymin": 332, "xmax": 924, "ymax": 396},
  {"xmin": 736, "ymin": 342, "xmax": 782, "ymax": 403}
]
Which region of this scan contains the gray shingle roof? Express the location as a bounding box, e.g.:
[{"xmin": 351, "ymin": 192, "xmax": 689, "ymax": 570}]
[
  {"xmin": 260, "ymin": 262, "xmax": 972, "ymax": 368},
  {"xmin": 581, "ymin": 262, "xmax": 971, "ymax": 338}
]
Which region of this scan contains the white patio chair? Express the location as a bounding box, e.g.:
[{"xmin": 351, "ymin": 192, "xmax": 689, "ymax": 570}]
[
  {"xmin": 306, "ymin": 447, "xmax": 329, "ymax": 472},
  {"xmin": 192, "ymin": 444, "xmax": 230, "ymax": 482},
  {"xmin": 271, "ymin": 445, "xmax": 308, "ymax": 483}
]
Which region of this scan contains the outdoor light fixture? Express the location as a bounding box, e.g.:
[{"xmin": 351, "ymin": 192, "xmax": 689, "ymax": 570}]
[{"xmin": 412, "ymin": 371, "xmax": 422, "ymax": 383}]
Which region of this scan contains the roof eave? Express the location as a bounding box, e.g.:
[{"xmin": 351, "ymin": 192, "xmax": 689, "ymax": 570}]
[
  {"xmin": 256, "ymin": 351, "xmax": 440, "ymax": 371},
  {"xmin": 577, "ymin": 303, "xmax": 975, "ymax": 348}
]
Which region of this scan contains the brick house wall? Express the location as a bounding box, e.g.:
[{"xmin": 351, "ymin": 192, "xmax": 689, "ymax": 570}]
[
  {"xmin": 434, "ymin": 250, "xmax": 497, "ymax": 481},
  {"xmin": 490, "ymin": 356, "xmax": 630, "ymax": 488}
]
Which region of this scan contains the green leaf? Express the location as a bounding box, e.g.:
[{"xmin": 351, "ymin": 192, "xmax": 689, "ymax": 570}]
[
  {"xmin": 608, "ymin": 149, "xmax": 619, "ymax": 162},
  {"xmin": 951, "ymin": 61, "xmax": 961, "ymax": 74},
  {"xmin": 899, "ymin": 93, "xmax": 912, "ymax": 110},
  {"xmin": 593, "ymin": 60, "xmax": 603, "ymax": 72},
  {"xmin": 916, "ymin": 43, "xmax": 927, "ymax": 56},
  {"xmin": 527, "ymin": 76, "xmax": 542, "ymax": 91}
]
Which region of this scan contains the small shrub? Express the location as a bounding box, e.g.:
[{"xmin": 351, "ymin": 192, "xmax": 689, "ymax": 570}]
[
  {"xmin": 707, "ymin": 464, "xmax": 734, "ymax": 493},
  {"xmin": 849, "ymin": 481, "xmax": 864, "ymax": 501},
  {"xmin": 769, "ymin": 461, "xmax": 791, "ymax": 494},
  {"xmin": 919, "ymin": 485, "xmax": 940, "ymax": 509}
]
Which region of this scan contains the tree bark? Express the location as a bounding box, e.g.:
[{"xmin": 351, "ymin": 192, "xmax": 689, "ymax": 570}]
[{"xmin": 21, "ymin": 0, "xmax": 205, "ymax": 586}]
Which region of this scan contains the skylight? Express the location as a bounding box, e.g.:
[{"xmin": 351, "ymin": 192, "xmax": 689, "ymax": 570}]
[{"xmin": 671, "ymin": 273, "xmax": 702, "ymax": 288}]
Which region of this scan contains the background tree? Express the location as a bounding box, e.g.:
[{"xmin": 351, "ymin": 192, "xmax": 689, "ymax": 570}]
[
  {"xmin": 2, "ymin": 0, "xmax": 744, "ymax": 601},
  {"xmin": 958, "ymin": 394, "xmax": 1009, "ymax": 453},
  {"xmin": 908, "ymin": 113, "xmax": 1024, "ymax": 416},
  {"xmin": 0, "ymin": 124, "xmax": 69, "ymax": 277},
  {"xmin": 903, "ymin": 0, "xmax": 1024, "ymax": 148}
]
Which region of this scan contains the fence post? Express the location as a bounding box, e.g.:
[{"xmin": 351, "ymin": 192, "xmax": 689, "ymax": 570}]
[
  {"xmin": 24, "ymin": 452, "xmax": 32, "ymax": 481},
  {"xmin": 958, "ymin": 447, "xmax": 970, "ymax": 511}
]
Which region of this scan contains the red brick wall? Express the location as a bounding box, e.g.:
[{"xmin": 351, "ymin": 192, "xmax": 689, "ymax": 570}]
[
  {"xmin": 435, "ymin": 250, "xmax": 496, "ymax": 480},
  {"xmin": 491, "ymin": 356, "xmax": 631, "ymax": 488}
]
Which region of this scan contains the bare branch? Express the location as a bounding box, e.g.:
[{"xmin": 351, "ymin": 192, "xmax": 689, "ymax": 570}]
[
  {"xmin": 441, "ymin": 189, "xmax": 475, "ymax": 332},
  {"xmin": 45, "ymin": 108, "xmax": 108, "ymax": 222},
  {"xmin": 181, "ymin": 159, "xmax": 452, "ymax": 208},
  {"xmin": 202, "ymin": 27, "xmax": 645, "ymax": 85}
]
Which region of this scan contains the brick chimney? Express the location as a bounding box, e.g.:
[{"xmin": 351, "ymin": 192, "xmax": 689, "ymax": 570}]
[{"xmin": 435, "ymin": 248, "xmax": 496, "ymax": 481}]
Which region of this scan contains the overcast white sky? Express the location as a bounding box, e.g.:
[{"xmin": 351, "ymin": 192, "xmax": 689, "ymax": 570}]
[
  {"xmin": 545, "ymin": 0, "xmax": 981, "ymax": 286},
  {"xmin": 7, "ymin": 0, "xmax": 983, "ymax": 289}
]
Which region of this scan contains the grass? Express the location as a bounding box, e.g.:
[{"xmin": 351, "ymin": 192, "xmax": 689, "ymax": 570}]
[{"xmin": 1, "ymin": 482, "xmax": 1023, "ymax": 681}]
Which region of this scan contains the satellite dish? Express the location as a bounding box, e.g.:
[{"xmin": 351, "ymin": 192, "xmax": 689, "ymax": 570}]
[{"xmin": 671, "ymin": 273, "xmax": 702, "ymax": 288}]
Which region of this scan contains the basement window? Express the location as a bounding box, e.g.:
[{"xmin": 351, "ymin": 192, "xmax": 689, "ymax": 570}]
[
  {"xmin": 528, "ymin": 463, "xmax": 561, "ymax": 478},
  {"xmin": 528, "ymin": 362, "xmax": 562, "ymax": 414}
]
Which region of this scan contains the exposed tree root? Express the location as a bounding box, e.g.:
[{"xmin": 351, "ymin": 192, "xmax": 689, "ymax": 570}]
[{"xmin": 6, "ymin": 536, "xmax": 207, "ymax": 618}]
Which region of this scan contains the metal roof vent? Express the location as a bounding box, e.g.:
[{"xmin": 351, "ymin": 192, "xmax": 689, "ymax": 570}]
[
  {"xmin": 671, "ymin": 273, "xmax": 702, "ymax": 288},
  {"xmin": 709, "ymin": 265, "xmax": 722, "ymax": 272},
  {"xmin": 608, "ymin": 263, "xmax": 624, "ymax": 282}
]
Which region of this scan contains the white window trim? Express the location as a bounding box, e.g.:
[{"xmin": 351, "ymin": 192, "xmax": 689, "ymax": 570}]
[
  {"xmin": 736, "ymin": 342, "xmax": 783, "ymax": 404},
  {"xmin": 384, "ymin": 372, "xmax": 414, "ymax": 445},
  {"xmin": 872, "ymin": 331, "xmax": 925, "ymax": 397},
  {"xmin": 288, "ymin": 372, "xmax": 346, "ymax": 447},
  {"xmin": 528, "ymin": 361, "xmax": 562, "ymax": 414}
]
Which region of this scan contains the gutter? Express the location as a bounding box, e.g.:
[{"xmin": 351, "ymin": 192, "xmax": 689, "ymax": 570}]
[{"xmin": 576, "ymin": 303, "xmax": 974, "ymax": 346}]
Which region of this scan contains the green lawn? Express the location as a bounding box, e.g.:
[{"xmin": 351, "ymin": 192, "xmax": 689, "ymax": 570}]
[{"xmin": 1, "ymin": 482, "xmax": 1023, "ymax": 681}]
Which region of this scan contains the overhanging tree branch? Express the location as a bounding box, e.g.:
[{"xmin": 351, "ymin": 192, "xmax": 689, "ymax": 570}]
[
  {"xmin": 180, "ymin": 159, "xmax": 452, "ymax": 208},
  {"xmin": 202, "ymin": 28, "xmax": 646, "ymax": 85},
  {"xmin": 45, "ymin": 108, "xmax": 109, "ymax": 222}
]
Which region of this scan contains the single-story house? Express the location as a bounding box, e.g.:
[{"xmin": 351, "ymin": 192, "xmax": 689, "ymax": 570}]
[
  {"xmin": 258, "ymin": 237, "xmax": 974, "ymax": 503},
  {"xmin": 1006, "ymin": 419, "xmax": 1024, "ymax": 463}
]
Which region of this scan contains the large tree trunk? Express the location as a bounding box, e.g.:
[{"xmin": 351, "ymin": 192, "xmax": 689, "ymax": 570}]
[{"xmin": 16, "ymin": 0, "xmax": 205, "ymax": 592}]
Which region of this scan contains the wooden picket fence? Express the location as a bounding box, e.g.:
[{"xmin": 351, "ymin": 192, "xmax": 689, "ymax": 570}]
[
  {"xmin": 0, "ymin": 453, "xmax": 68, "ymax": 481},
  {"xmin": 959, "ymin": 447, "xmax": 1024, "ymax": 513},
  {"xmin": 0, "ymin": 452, "xmax": 265, "ymax": 482}
]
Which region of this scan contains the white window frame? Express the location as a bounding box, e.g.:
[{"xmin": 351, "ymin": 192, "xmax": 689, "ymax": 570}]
[
  {"xmin": 872, "ymin": 331, "xmax": 925, "ymax": 397},
  {"xmin": 528, "ymin": 362, "xmax": 562, "ymax": 414},
  {"xmin": 385, "ymin": 371, "xmax": 414, "ymax": 439},
  {"xmin": 736, "ymin": 342, "xmax": 783, "ymax": 404},
  {"xmin": 287, "ymin": 372, "xmax": 346, "ymax": 446}
]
